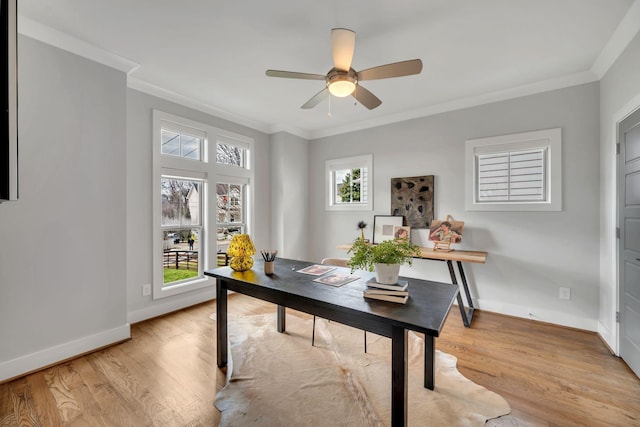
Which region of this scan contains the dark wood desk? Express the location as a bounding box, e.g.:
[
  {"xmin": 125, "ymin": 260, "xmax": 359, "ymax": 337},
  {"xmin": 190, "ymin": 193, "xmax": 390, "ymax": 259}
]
[
  {"xmin": 338, "ymin": 244, "xmax": 487, "ymax": 327},
  {"xmin": 205, "ymin": 258, "xmax": 458, "ymax": 427}
]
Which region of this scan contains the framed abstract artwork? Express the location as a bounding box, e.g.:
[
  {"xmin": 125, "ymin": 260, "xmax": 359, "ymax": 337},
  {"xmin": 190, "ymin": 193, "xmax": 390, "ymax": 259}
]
[{"xmin": 391, "ymin": 175, "xmax": 434, "ymax": 228}]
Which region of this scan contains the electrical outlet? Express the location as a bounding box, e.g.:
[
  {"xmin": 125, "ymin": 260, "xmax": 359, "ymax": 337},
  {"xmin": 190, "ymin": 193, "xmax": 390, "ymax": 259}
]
[
  {"xmin": 559, "ymin": 287, "xmax": 571, "ymax": 300},
  {"xmin": 142, "ymin": 284, "xmax": 152, "ymax": 296}
]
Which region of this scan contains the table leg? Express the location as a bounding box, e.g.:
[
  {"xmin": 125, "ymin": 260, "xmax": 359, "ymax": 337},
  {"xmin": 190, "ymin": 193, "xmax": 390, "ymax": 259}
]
[
  {"xmin": 446, "ymin": 260, "xmax": 474, "ymax": 327},
  {"xmin": 216, "ymin": 279, "xmax": 228, "ymax": 368},
  {"xmin": 457, "ymin": 261, "xmax": 476, "ymax": 324},
  {"xmin": 391, "ymin": 326, "xmax": 408, "ymax": 427},
  {"xmin": 277, "ymin": 305, "xmax": 286, "ymax": 333},
  {"xmin": 424, "ymin": 335, "xmax": 434, "ymax": 390}
]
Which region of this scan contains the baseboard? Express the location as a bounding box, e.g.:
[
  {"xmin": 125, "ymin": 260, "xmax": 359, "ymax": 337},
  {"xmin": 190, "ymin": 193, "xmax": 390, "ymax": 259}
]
[
  {"xmin": 0, "ymin": 324, "xmax": 130, "ymax": 383},
  {"xmin": 597, "ymin": 320, "xmax": 618, "ymax": 355},
  {"xmin": 127, "ymin": 288, "xmax": 216, "ymax": 324},
  {"xmin": 474, "ymin": 298, "xmax": 598, "ymax": 331}
]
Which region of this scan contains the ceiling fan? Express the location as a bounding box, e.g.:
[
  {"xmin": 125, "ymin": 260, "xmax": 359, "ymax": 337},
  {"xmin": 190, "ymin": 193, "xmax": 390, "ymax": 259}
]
[{"xmin": 265, "ymin": 28, "xmax": 423, "ymax": 110}]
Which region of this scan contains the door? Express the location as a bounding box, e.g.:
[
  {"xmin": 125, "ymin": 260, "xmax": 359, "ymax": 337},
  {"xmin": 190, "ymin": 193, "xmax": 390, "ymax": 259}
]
[{"xmin": 619, "ymin": 107, "xmax": 640, "ymax": 378}]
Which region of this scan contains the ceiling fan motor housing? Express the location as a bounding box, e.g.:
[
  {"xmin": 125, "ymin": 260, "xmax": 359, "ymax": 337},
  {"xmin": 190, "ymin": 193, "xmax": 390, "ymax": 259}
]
[{"xmin": 326, "ymin": 68, "xmax": 358, "ymax": 97}]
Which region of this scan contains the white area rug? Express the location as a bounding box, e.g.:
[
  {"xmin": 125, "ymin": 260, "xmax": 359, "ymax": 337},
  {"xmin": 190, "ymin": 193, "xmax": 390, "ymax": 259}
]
[{"xmin": 212, "ymin": 313, "xmax": 511, "ymax": 426}]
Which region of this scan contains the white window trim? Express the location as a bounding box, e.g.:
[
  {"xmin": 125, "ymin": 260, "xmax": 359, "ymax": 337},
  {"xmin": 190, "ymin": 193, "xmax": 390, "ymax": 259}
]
[
  {"xmin": 326, "ymin": 154, "xmax": 373, "ymax": 211},
  {"xmin": 152, "ymin": 110, "xmax": 254, "ymax": 299},
  {"xmin": 465, "ymin": 128, "xmax": 562, "ymax": 211}
]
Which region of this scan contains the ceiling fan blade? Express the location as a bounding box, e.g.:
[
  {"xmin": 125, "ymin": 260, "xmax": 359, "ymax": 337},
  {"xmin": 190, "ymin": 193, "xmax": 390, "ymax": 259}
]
[
  {"xmin": 301, "ymin": 88, "xmax": 329, "ymax": 109},
  {"xmin": 352, "ymin": 85, "xmax": 382, "ymax": 110},
  {"xmin": 266, "ymin": 70, "xmax": 326, "ymax": 80},
  {"xmin": 331, "ymin": 28, "xmax": 355, "ymax": 71},
  {"xmin": 357, "ymin": 59, "xmax": 423, "ymax": 81}
]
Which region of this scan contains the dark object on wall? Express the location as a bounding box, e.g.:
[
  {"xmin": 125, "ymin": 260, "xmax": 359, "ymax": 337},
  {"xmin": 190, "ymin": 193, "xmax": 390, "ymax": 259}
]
[
  {"xmin": 391, "ymin": 175, "xmax": 434, "ymax": 228},
  {"xmin": 0, "ymin": 0, "xmax": 18, "ymax": 201},
  {"xmin": 0, "ymin": 0, "xmax": 17, "ymax": 200}
]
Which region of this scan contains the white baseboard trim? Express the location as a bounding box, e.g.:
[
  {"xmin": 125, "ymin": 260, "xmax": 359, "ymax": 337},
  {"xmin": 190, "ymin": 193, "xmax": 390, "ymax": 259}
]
[
  {"xmin": 597, "ymin": 320, "xmax": 618, "ymax": 355},
  {"xmin": 0, "ymin": 324, "xmax": 130, "ymax": 382},
  {"xmin": 127, "ymin": 288, "xmax": 216, "ymax": 324},
  {"xmin": 474, "ymin": 298, "xmax": 598, "ymax": 331}
]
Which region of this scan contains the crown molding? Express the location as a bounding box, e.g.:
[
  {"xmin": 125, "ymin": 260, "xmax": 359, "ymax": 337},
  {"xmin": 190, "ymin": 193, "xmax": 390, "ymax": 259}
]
[
  {"xmin": 128, "ymin": 77, "xmax": 274, "ymax": 134},
  {"xmin": 591, "ymin": 0, "xmax": 640, "ymax": 78},
  {"xmin": 309, "ymin": 70, "xmax": 598, "ymax": 139},
  {"xmin": 17, "ymin": 15, "xmax": 139, "ymax": 73}
]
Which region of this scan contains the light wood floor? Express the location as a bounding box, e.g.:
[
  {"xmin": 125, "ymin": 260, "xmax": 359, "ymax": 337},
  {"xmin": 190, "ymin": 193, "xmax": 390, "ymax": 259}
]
[{"xmin": 2, "ymin": 294, "xmax": 639, "ymax": 426}]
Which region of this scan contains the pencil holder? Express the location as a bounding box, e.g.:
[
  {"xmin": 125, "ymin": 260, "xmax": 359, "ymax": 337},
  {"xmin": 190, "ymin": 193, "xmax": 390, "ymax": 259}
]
[{"xmin": 264, "ymin": 261, "xmax": 275, "ymax": 275}]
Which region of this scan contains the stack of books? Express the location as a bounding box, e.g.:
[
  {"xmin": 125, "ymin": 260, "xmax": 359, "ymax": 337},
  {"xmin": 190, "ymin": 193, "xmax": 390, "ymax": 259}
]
[{"xmin": 363, "ymin": 278, "xmax": 409, "ymax": 304}]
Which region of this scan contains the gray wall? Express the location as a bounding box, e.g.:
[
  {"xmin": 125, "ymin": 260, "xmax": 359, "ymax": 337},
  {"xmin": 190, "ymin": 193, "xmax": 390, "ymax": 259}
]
[
  {"xmin": 308, "ymin": 83, "xmax": 601, "ymax": 330},
  {"xmin": 270, "ymin": 131, "xmax": 309, "ymax": 260},
  {"xmin": 126, "ymin": 89, "xmax": 271, "ymax": 322},
  {"xmin": 0, "ymin": 36, "xmax": 128, "ymax": 380},
  {"xmin": 598, "ymin": 31, "xmax": 640, "ymax": 349}
]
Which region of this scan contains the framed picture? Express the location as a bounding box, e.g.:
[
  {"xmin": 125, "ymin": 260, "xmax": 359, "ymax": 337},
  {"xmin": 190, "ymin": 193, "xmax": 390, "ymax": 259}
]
[
  {"xmin": 393, "ymin": 225, "xmax": 411, "ymax": 241},
  {"xmin": 390, "ymin": 175, "xmax": 434, "ymax": 228},
  {"xmin": 428, "ymin": 219, "xmax": 464, "ymax": 243},
  {"xmin": 373, "ymin": 215, "xmax": 404, "ymax": 244}
]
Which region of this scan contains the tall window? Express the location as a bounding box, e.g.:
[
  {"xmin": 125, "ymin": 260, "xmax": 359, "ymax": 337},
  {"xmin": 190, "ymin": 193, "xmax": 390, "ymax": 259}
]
[
  {"xmin": 161, "ymin": 177, "xmax": 202, "ymax": 284},
  {"xmin": 326, "ymin": 154, "xmax": 373, "ymax": 211},
  {"xmin": 153, "ymin": 111, "xmax": 253, "ymax": 299},
  {"xmin": 215, "ymin": 137, "xmax": 251, "ymax": 253}
]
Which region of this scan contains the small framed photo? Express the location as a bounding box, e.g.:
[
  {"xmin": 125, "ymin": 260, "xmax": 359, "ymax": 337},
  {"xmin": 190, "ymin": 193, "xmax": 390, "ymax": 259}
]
[
  {"xmin": 428, "ymin": 219, "xmax": 464, "ymax": 243},
  {"xmin": 393, "ymin": 225, "xmax": 411, "ymax": 241},
  {"xmin": 373, "ymin": 215, "xmax": 404, "ymax": 244}
]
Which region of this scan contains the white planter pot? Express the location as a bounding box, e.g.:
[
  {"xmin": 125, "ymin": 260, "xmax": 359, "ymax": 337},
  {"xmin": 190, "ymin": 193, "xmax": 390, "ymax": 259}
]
[{"xmin": 374, "ymin": 263, "xmax": 401, "ymax": 284}]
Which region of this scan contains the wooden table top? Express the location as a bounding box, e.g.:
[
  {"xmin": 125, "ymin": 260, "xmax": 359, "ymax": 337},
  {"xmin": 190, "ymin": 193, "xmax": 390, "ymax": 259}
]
[
  {"xmin": 206, "ymin": 258, "xmax": 459, "ymax": 338},
  {"xmin": 337, "ymin": 244, "xmax": 488, "ymax": 264}
]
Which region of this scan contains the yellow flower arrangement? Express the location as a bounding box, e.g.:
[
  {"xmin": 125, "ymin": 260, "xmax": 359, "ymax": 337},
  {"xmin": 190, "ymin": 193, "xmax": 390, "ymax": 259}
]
[{"xmin": 227, "ymin": 234, "xmax": 256, "ymax": 272}]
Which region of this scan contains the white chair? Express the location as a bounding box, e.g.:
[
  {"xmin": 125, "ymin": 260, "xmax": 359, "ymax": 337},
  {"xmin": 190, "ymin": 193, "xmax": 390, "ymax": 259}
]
[{"xmin": 312, "ymin": 258, "xmax": 368, "ymax": 352}]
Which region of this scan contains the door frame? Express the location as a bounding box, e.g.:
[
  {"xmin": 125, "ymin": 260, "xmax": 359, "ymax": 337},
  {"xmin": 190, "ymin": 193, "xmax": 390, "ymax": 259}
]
[{"xmin": 613, "ymin": 93, "xmax": 640, "ymax": 355}]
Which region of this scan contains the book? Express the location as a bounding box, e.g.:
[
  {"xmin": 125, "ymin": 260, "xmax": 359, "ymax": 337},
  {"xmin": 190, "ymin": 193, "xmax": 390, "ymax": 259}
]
[
  {"xmin": 313, "ymin": 273, "xmax": 360, "ymax": 287},
  {"xmin": 366, "ymin": 278, "xmax": 409, "ymax": 292},
  {"xmin": 364, "ymin": 288, "xmax": 409, "ymax": 297},
  {"xmin": 363, "ymin": 292, "xmax": 409, "ymax": 304}
]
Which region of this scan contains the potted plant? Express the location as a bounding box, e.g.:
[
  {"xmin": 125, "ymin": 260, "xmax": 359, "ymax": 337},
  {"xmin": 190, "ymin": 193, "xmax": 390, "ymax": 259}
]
[{"xmin": 347, "ymin": 238, "xmax": 421, "ymax": 284}]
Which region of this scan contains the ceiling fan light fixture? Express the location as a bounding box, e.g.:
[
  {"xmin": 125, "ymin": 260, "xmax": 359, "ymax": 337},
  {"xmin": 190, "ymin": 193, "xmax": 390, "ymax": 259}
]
[
  {"xmin": 328, "ymin": 79, "xmax": 356, "ymax": 97},
  {"xmin": 327, "ymin": 68, "xmax": 358, "ymax": 97}
]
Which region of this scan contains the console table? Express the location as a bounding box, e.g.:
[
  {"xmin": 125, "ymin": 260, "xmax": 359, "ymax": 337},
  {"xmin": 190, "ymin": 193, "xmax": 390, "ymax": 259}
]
[{"xmin": 338, "ymin": 244, "xmax": 487, "ymax": 327}]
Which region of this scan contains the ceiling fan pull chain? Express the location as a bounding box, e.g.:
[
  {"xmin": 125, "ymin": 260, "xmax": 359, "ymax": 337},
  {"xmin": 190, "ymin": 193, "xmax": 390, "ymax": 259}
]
[{"xmin": 328, "ymin": 94, "xmax": 332, "ymax": 117}]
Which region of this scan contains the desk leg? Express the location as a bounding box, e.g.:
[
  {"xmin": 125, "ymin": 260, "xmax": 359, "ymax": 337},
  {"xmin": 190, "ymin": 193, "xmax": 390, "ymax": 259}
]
[
  {"xmin": 216, "ymin": 280, "xmax": 228, "ymax": 368},
  {"xmin": 457, "ymin": 261, "xmax": 476, "ymax": 325},
  {"xmin": 391, "ymin": 326, "xmax": 408, "ymax": 427},
  {"xmin": 446, "ymin": 260, "xmax": 474, "ymax": 328},
  {"xmin": 277, "ymin": 305, "xmax": 286, "ymax": 333},
  {"xmin": 424, "ymin": 335, "xmax": 434, "ymax": 390}
]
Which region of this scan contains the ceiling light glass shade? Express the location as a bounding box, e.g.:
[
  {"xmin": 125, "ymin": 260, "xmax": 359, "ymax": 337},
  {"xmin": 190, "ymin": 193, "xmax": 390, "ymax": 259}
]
[{"xmin": 328, "ymin": 80, "xmax": 356, "ymax": 97}]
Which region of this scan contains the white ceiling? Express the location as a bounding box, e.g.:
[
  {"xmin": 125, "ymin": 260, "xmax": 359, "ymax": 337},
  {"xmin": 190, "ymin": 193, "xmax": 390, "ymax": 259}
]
[{"xmin": 18, "ymin": 0, "xmax": 639, "ymax": 139}]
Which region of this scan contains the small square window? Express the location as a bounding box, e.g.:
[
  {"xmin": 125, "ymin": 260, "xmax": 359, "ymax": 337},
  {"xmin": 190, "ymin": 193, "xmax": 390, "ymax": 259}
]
[
  {"xmin": 326, "ymin": 154, "xmax": 373, "ymax": 211},
  {"xmin": 465, "ymin": 128, "xmax": 561, "ymax": 211}
]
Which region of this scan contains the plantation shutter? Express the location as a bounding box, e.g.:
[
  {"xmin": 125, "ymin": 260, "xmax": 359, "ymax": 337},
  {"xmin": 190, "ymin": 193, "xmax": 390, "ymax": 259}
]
[{"xmin": 477, "ymin": 148, "xmax": 546, "ymax": 202}]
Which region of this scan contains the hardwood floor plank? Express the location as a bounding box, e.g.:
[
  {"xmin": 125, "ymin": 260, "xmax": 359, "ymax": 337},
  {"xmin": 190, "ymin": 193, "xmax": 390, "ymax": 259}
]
[
  {"xmin": 1, "ymin": 295, "xmax": 639, "ymax": 426},
  {"xmin": 9, "ymin": 379, "xmax": 41, "ymax": 427}
]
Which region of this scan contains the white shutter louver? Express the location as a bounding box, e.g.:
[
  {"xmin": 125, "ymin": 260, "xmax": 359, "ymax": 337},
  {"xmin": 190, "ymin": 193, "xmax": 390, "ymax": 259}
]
[{"xmin": 477, "ymin": 148, "xmax": 546, "ymax": 202}]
